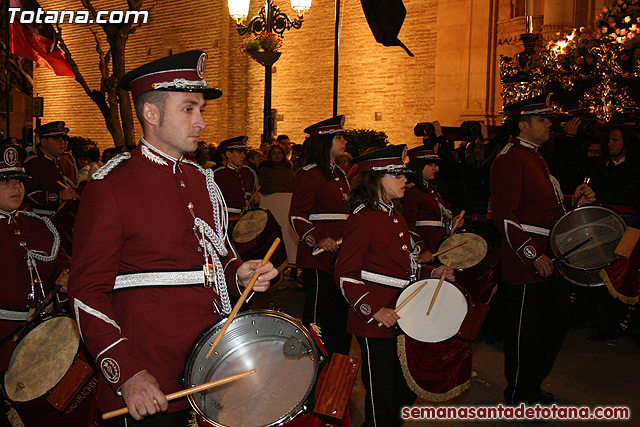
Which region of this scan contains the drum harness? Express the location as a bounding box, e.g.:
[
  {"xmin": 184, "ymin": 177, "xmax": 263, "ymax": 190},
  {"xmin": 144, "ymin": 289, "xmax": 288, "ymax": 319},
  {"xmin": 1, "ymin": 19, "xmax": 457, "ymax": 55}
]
[{"xmin": 189, "ymin": 166, "xmax": 234, "ymax": 315}]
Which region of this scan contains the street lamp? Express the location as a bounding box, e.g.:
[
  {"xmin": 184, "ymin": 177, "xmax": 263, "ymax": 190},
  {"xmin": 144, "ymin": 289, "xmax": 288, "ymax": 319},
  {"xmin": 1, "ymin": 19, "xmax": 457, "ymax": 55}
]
[{"xmin": 227, "ymin": 0, "xmax": 311, "ymax": 143}]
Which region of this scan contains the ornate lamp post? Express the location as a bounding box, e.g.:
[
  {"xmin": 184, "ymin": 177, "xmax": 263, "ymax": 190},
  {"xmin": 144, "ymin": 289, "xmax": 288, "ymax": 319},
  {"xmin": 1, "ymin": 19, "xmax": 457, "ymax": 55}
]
[{"xmin": 227, "ymin": 0, "xmax": 311, "ymax": 144}]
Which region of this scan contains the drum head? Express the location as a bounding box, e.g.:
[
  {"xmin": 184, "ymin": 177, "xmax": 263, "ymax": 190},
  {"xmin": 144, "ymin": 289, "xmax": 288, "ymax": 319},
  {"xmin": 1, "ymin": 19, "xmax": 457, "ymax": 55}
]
[
  {"xmin": 437, "ymin": 232, "xmax": 488, "ymax": 269},
  {"xmin": 185, "ymin": 311, "xmax": 319, "ymax": 427},
  {"xmin": 396, "ymin": 279, "xmax": 468, "ymax": 343},
  {"xmin": 551, "ymin": 205, "xmax": 626, "ymax": 270},
  {"xmin": 4, "ymin": 316, "xmax": 80, "ymax": 402},
  {"xmin": 233, "ymin": 210, "xmax": 269, "ymax": 243}
]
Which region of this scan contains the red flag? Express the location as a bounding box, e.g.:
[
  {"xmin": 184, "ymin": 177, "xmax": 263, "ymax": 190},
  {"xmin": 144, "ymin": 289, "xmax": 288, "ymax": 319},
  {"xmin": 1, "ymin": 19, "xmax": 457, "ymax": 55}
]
[{"xmin": 8, "ymin": 0, "xmax": 74, "ymax": 76}]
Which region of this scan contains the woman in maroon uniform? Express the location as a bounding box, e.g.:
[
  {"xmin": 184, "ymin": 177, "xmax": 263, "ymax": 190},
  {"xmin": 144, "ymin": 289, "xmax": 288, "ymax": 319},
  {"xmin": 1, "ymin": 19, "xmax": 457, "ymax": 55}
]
[
  {"xmin": 289, "ymin": 116, "xmax": 352, "ymax": 356},
  {"xmin": 334, "ymin": 145, "xmax": 454, "ymax": 427},
  {"xmin": 402, "ymin": 146, "xmax": 463, "ymax": 264}
]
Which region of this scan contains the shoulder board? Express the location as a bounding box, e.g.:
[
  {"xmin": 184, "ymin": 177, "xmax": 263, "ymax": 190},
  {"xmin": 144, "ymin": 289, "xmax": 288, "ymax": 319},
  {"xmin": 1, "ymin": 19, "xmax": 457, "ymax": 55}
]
[
  {"xmin": 353, "ymin": 203, "xmax": 366, "ymax": 214},
  {"xmin": 302, "ymin": 163, "xmax": 317, "ymax": 171},
  {"xmin": 92, "ymin": 152, "xmax": 132, "ymax": 180},
  {"xmin": 499, "ymin": 143, "xmax": 514, "ymax": 156},
  {"xmin": 212, "ymin": 165, "xmax": 226, "ymax": 174}
]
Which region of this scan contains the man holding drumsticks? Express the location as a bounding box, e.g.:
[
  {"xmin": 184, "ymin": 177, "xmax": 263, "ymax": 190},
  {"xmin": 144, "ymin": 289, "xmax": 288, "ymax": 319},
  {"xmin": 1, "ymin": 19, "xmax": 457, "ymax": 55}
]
[
  {"xmin": 69, "ymin": 51, "xmax": 277, "ymax": 426},
  {"xmin": 490, "ymin": 93, "xmax": 595, "ymax": 406}
]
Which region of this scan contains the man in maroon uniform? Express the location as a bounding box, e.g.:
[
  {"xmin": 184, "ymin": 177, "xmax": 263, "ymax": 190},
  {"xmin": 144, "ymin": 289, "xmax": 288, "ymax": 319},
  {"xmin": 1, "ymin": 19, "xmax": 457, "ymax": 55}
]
[
  {"xmin": 0, "ymin": 145, "xmax": 98, "ymax": 426},
  {"xmin": 212, "ymin": 136, "xmax": 260, "ymax": 215},
  {"xmin": 24, "ymin": 122, "xmax": 78, "ymax": 216},
  {"xmin": 289, "ymin": 116, "xmax": 352, "ymax": 356},
  {"xmin": 490, "ymin": 93, "xmax": 595, "ymax": 406},
  {"xmin": 68, "ymin": 50, "xmax": 277, "ymax": 426}
]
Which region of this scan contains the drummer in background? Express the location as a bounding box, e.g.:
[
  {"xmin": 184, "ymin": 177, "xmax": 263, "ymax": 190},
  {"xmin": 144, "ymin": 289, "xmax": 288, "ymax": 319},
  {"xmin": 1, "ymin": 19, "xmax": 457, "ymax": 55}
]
[
  {"xmin": 68, "ymin": 50, "xmax": 277, "ymax": 426},
  {"xmin": 403, "ymin": 146, "xmax": 463, "ymax": 264},
  {"xmin": 289, "ymin": 115, "xmax": 352, "ymax": 356},
  {"xmin": 0, "ymin": 145, "xmax": 98, "ymax": 426},
  {"xmin": 490, "ymin": 93, "xmax": 596, "ymax": 406},
  {"xmin": 23, "ymin": 121, "xmax": 79, "ymax": 217},
  {"xmin": 212, "ymin": 136, "xmax": 261, "ymax": 215},
  {"xmin": 335, "ymin": 145, "xmax": 454, "ymax": 427}
]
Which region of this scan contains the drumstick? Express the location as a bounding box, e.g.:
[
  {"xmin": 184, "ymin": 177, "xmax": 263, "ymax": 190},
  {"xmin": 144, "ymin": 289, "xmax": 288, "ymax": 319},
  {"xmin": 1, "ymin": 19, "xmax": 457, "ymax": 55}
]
[
  {"xmin": 377, "ymin": 279, "xmax": 430, "ymax": 327},
  {"xmin": 432, "ymin": 240, "xmax": 468, "ymax": 258},
  {"xmin": 240, "ymin": 186, "xmax": 261, "ymax": 216},
  {"xmin": 205, "ymin": 238, "xmax": 281, "ymax": 359},
  {"xmin": 312, "ymin": 238, "xmax": 343, "ymax": 256},
  {"xmin": 449, "ymin": 210, "xmax": 465, "ymax": 235},
  {"xmin": 57, "ymin": 181, "xmax": 81, "ymax": 200},
  {"xmin": 426, "ymin": 274, "xmax": 447, "ymax": 316},
  {"xmin": 101, "ymin": 369, "xmax": 256, "ymax": 420}
]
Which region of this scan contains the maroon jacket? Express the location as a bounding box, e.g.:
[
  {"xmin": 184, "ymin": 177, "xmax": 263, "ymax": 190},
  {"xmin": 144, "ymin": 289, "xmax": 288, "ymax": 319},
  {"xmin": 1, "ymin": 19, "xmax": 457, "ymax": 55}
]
[
  {"xmin": 69, "ymin": 142, "xmax": 243, "ymax": 412},
  {"xmin": 24, "ymin": 154, "xmax": 74, "ymax": 215},
  {"xmin": 490, "ymin": 138, "xmax": 568, "ymax": 285},
  {"xmin": 212, "ymin": 164, "xmax": 258, "ymax": 214},
  {"xmin": 0, "ymin": 211, "xmax": 67, "ymax": 370},
  {"xmin": 289, "ymin": 164, "xmax": 349, "ymax": 272},
  {"xmin": 402, "ymin": 183, "xmax": 449, "ymax": 253},
  {"xmin": 334, "ymin": 202, "xmax": 433, "ymax": 338}
]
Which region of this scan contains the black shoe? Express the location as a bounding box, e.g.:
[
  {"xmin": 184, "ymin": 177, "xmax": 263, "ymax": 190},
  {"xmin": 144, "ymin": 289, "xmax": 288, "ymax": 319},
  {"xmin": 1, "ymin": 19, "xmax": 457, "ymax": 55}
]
[{"xmin": 532, "ymin": 389, "xmax": 555, "ymax": 405}]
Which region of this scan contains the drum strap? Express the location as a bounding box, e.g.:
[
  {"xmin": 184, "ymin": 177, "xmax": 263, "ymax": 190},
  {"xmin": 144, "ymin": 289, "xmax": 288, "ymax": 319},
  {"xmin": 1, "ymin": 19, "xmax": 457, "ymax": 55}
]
[
  {"xmin": 361, "ymin": 270, "xmax": 410, "ymax": 288},
  {"xmin": 309, "ymin": 213, "xmax": 349, "ymax": 221},
  {"xmin": 0, "ymin": 308, "xmax": 29, "ymax": 321},
  {"xmin": 520, "ymin": 223, "xmax": 550, "ymax": 237},
  {"xmin": 114, "ymin": 270, "xmax": 204, "ymax": 290}
]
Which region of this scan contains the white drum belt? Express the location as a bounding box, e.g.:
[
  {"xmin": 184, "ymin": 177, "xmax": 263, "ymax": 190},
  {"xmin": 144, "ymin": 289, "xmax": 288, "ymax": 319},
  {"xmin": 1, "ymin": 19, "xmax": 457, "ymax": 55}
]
[
  {"xmin": 309, "ymin": 213, "xmax": 349, "ymax": 221},
  {"xmin": 114, "ymin": 270, "xmax": 204, "ymax": 290},
  {"xmin": 521, "ymin": 224, "xmax": 550, "ymax": 237},
  {"xmin": 0, "ymin": 308, "xmax": 29, "ymax": 321},
  {"xmin": 361, "ymin": 270, "xmax": 409, "ymax": 288},
  {"xmin": 416, "ymin": 220, "xmax": 444, "ymax": 227}
]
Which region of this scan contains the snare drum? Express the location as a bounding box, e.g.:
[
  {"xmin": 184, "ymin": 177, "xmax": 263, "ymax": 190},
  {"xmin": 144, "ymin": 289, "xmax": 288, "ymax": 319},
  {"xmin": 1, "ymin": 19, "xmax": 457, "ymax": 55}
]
[
  {"xmin": 232, "ymin": 209, "xmax": 288, "ymax": 270},
  {"xmin": 184, "ymin": 310, "xmax": 320, "ymax": 427},
  {"xmin": 550, "ymin": 205, "xmax": 627, "ymax": 287},
  {"xmin": 396, "ymin": 279, "xmax": 487, "ymax": 402},
  {"xmin": 435, "ymin": 231, "xmax": 498, "ymax": 303},
  {"xmin": 436, "ymin": 231, "xmax": 488, "ymax": 269}
]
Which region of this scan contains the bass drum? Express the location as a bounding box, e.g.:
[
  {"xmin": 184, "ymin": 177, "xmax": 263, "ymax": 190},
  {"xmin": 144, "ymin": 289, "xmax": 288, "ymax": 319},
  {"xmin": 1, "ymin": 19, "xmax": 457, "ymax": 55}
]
[
  {"xmin": 184, "ymin": 310, "xmax": 320, "ymax": 427},
  {"xmin": 550, "ymin": 205, "xmax": 627, "ymax": 287}
]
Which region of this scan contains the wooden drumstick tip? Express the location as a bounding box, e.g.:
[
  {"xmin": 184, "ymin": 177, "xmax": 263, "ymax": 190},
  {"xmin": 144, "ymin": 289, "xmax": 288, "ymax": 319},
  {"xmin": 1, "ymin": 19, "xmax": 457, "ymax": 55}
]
[
  {"xmin": 205, "ymin": 239, "xmax": 281, "ymax": 359},
  {"xmin": 426, "ymin": 275, "xmax": 446, "ymax": 316}
]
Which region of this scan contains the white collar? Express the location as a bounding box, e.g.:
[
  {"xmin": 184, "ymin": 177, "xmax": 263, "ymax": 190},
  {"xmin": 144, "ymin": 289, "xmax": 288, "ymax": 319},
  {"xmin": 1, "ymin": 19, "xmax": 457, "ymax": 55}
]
[
  {"xmin": 378, "ymin": 199, "xmax": 394, "ymax": 216},
  {"xmin": 0, "ymin": 209, "xmax": 18, "ymax": 224},
  {"xmin": 140, "ymin": 137, "xmax": 184, "ymax": 173},
  {"xmin": 517, "ymin": 137, "xmax": 540, "ymax": 151}
]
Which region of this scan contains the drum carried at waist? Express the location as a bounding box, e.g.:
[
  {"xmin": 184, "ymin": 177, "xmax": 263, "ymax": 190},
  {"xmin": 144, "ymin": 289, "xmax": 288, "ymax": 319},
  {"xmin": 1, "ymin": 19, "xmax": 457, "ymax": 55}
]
[
  {"xmin": 2, "ymin": 314, "xmax": 98, "ymax": 416},
  {"xmin": 435, "ymin": 230, "xmax": 500, "ymax": 302},
  {"xmin": 231, "ymin": 209, "xmax": 288, "ymax": 271},
  {"xmin": 185, "ymin": 310, "xmax": 355, "ymax": 427},
  {"xmin": 550, "ymin": 205, "xmax": 627, "ymax": 287},
  {"xmin": 396, "ymin": 277, "xmax": 489, "ymax": 402}
]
